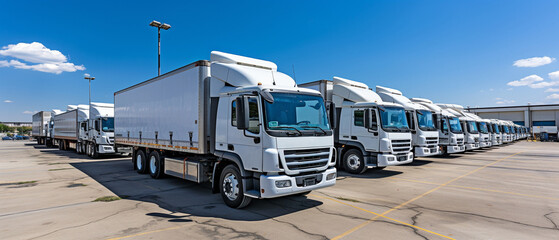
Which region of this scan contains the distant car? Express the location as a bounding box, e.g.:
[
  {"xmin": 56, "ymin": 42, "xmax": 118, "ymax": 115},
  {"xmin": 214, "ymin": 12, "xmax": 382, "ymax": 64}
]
[
  {"xmin": 23, "ymin": 136, "xmax": 30, "ymax": 140},
  {"xmin": 2, "ymin": 136, "xmax": 13, "ymax": 140},
  {"xmin": 14, "ymin": 135, "xmax": 24, "ymax": 140}
]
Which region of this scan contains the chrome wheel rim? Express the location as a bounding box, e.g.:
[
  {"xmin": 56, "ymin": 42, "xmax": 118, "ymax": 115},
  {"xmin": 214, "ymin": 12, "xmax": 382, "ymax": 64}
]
[
  {"xmin": 150, "ymin": 156, "xmax": 156, "ymax": 174},
  {"xmin": 136, "ymin": 154, "xmax": 142, "ymax": 170},
  {"xmin": 347, "ymin": 154, "xmax": 361, "ymax": 170},
  {"xmin": 222, "ymin": 172, "xmax": 239, "ymax": 201}
]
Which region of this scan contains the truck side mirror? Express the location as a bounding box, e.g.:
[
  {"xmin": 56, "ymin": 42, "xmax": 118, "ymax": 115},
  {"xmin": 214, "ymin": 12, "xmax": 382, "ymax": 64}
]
[
  {"xmin": 364, "ymin": 109, "xmax": 371, "ymax": 129},
  {"xmin": 236, "ymin": 96, "xmax": 249, "ymax": 130},
  {"xmin": 328, "ymin": 102, "xmax": 337, "ymax": 129}
]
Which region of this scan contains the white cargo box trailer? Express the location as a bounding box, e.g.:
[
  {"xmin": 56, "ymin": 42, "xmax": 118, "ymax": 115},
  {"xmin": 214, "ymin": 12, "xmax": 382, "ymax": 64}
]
[
  {"xmin": 114, "ymin": 51, "xmax": 337, "ymax": 208},
  {"xmin": 32, "ymin": 111, "xmax": 51, "ymax": 145},
  {"xmin": 53, "ymin": 108, "xmax": 88, "ymax": 150}
]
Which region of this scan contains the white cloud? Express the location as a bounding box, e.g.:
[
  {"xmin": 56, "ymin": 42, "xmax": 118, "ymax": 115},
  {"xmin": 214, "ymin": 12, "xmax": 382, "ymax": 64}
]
[
  {"xmin": 545, "ymin": 88, "xmax": 559, "ymax": 92},
  {"xmin": 22, "ymin": 110, "xmax": 35, "ymax": 114},
  {"xmin": 513, "ymin": 56, "xmax": 555, "ymax": 67},
  {"xmin": 546, "ymin": 94, "xmax": 559, "ymax": 100},
  {"xmin": 496, "ymin": 98, "xmax": 515, "ymax": 105},
  {"xmin": 0, "ymin": 42, "xmax": 85, "ymax": 74},
  {"xmin": 3, "ymin": 100, "xmax": 12, "ymax": 103},
  {"xmin": 549, "ymin": 70, "xmax": 559, "ymax": 80},
  {"xmin": 507, "ymin": 74, "xmax": 543, "ymax": 87},
  {"xmin": 529, "ymin": 81, "xmax": 559, "ymax": 89}
]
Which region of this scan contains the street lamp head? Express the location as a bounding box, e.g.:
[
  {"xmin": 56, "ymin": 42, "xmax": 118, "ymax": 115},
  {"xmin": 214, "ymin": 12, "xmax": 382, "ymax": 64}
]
[
  {"xmin": 161, "ymin": 23, "xmax": 171, "ymax": 30},
  {"xmin": 149, "ymin": 20, "xmax": 162, "ymax": 28},
  {"xmin": 84, "ymin": 73, "xmax": 90, "ymax": 78}
]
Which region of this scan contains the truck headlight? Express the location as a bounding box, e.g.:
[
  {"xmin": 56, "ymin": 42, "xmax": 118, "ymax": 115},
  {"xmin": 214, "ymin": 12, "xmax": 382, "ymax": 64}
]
[
  {"xmin": 275, "ymin": 180, "xmax": 292, "ymax": 188},
  {"xmin": 326, "ymin": 172, "xmax": 336, "ymax": 180}
]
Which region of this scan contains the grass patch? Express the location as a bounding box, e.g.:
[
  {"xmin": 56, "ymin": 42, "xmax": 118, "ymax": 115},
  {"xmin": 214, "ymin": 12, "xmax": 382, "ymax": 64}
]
[
  {"xmin": 335, "ymin": 197, "xmax": 361, "ymax": 203},
  {"xmin": 93, "ymin": 196, "xmax": 121, "ymax": 202},
  {"xmin": 67, "ymin": 183, "xmax": 87, "ymax": 188},
  {"xmin": 48, "ymin": 168, "xmax": 73, "ymax": 171},
  {"xmin": 17, "ymin": 181, "xmax": 37, "ymax": 185}
]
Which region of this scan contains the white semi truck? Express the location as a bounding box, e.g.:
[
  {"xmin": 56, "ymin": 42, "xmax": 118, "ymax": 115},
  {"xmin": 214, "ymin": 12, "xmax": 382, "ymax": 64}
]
[
  {"xmin": 113, "ymin": 51, "xmax": 337, "ymax": 208},
  {"xmin": 79, "ymin": 102, "xmax": 122, "ymax": 158},
  {"xmin": 411, "ymin": 98, "xmax": 466, "ymax": 155},
  {"xmin": 438, "ymin": 104, "xmax": 480, "ymax": 150},
  {"xmin": 299, "ymin": 78, "xmax": 413, "ymax": 174},
  {"xmin": 32, "ymin": 111, "xmax": 51, "ymax": 145},
  {"xmin": 488, "ymin": 119, "xmax": 503, "ymax": 146},
  {"xmin": 52, "ymin": 105, "xmax": 89, "ymax": 150},
  {"xmin": 376, "ymin": 86, "xmax": 440, "ymax": 157}
]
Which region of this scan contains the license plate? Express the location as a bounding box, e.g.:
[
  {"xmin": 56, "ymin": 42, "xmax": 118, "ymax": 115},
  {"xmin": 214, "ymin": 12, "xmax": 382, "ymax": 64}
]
[
  {"xmin": 430, "ymin": 149, "xmax": 436, "ymax": 153},
  {"xmin": 398, "ymin": 156, "xmax": 407, "ymax": 161},
  {"xmin": 304, "ymin": 178, "xmax": 315, "ymax": 186}
]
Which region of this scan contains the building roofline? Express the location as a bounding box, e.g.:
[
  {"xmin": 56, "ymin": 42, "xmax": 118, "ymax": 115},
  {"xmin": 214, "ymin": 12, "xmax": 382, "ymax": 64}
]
[{"xmin": 467, "ymin": 104, "xmax": 559, "ymax": 110}]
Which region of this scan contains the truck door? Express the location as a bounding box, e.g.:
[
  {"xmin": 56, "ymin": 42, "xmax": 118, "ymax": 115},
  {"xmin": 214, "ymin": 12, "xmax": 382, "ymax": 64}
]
[
  {"xmin": 350, "ymin": 108, "xmax": 379, "ymax": 151},
  {"xmin": 227, "ymin": 96, "xmax": 263, "ymax": 171}
]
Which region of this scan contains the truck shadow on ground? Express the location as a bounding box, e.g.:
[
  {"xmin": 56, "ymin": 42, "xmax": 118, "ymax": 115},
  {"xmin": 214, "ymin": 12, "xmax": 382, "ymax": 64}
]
[
  {"xmin": 70, "ymin": 159, "xmax": 324, "ymax": 222},
  {"xmin": 29, "ymin": 143, "xmax": 129, "ymax": 160},
  {"xmin": 337, "ymin": 169, "xmax": 403, "ymax": 179}
]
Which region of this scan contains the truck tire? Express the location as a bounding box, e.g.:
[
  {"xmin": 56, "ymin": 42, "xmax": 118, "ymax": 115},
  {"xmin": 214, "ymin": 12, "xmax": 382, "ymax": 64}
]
[
  {"xmin": 441, "ymin": 146, "xmax": 449, "ymax": 157},
  {"xmin": 135, "ymin": 150, "xmax": 147, "ymax": 174},
  {"xmin": 343, "ymin": 149, "xmax": 367, "ymax": 174},
  {"xmin": 58, "ymin": 140, "xmax": 64, "ymax": 150},
  {"xmin": 220, "ymin": 165, "xmax": 252, "ymax": 208},
  {"xmin": 148, "ymin": 151, "xmax": 164, "ymax": 179},
  {"xmin": 46, "ymin": 139, "xmax": 52, "ymax": 148},
  {"xmin": 91, "ymin": 144, "xmax": 99, "ymax": 159},
  {"xmin": 76, "ymin": 143, "xmax": 81, "ymax": 154}
]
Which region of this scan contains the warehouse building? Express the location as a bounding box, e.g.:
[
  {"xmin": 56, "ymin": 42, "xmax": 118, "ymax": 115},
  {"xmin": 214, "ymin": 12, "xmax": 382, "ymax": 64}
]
[{"xmin": 466, "ymin": 104, "xmax": 559, "ymax": 128}]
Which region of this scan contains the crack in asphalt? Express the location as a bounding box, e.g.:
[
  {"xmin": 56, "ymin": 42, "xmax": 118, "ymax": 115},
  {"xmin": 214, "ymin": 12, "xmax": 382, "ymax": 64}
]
[
  {"xmin": 193, "ymin": 219, "xmax": 268, "ymax": 240},
  {"xmin": 544, "ymin": 212, "xmax": 559, "ymax": 230},
  {"xmin": 28, "ymin": 202, "xmax": 142, "ymax": 239}
]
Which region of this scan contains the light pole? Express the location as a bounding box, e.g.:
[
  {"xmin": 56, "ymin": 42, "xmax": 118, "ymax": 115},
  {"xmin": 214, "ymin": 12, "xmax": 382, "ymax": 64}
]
[
  {"xmin": 84, "ymin": 73, "xmax": 95, "ymax": 117},
  {"xmin": 149, "ymin": 20, "xmax": 171, "ymax": 76}
]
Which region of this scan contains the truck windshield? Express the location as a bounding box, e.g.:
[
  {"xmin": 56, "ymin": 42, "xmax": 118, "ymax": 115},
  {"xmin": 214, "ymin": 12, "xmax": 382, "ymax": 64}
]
[
  {"xmin": 379, "ymin": 107, "xmax": 409, "ymax": 132},
  {"xmin": 493, "ymin": 124, "xmax": 500, "ymax": 133},
  {"xmin": 467, "ymin": 121, "xmax": 479, "ymax": 134},
  {"xmin": 478, "ymin": 122, "xmax": 488, "ymax": 134},
  {"xmin": 263, "ymin": 92, "xmax": 330, "ymax": 134},
  {"xmin": 101, "ymin": 117, "xmax": 114, "ymax": 132},
  {"xmin": 449, "ymin": 117, "xmax": 462, "ymax": 133},
  {"xmin": 503, "ymin": 126, "xmax": 510, "ymax": 133},
  {"xmin": 416, "ymin": 110, "xmax": 436, "ymax": 131}
]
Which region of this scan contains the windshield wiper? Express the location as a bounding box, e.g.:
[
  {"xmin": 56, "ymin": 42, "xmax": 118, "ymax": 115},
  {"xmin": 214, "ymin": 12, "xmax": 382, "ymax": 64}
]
[
  {"xmin": 269, "ymin": 126, "xmax": 302, "ymax": 136},
  {"xmin": 300, "ymin": 126, "xmax": 327, "ymax": 135}
]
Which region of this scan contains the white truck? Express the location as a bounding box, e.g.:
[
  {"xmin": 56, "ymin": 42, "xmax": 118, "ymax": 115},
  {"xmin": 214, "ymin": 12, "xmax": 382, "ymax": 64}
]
[
  {"xmin": 488, "ymin": 119, "xmax": 503, "ymax": 146},
  {"xmin": 411, "ymin": 98, "xmax": 466, "ymax": 155},
  {"xmin": 52, "ymin": 105, "xmax": 89, "ymax": 150},
  {"xmin": 113, "ymin": 51, "xmax": 337, "ymax": 208},
  {"xmin": 499, "ymin": 120, "xmax": 513, "ymax": 143},
  {"xmin": 299, "ymin": 78, "xmax": 413, "ymax": 174},
  {"xmin": 376, "ymin": 86, "xmax": 440, "ymax": 157},
  {"xmin": 79, "ymin": 102, "xmax": 122, "ymax": 158},
  {"xmin": 32, "ymin": 111, "xmax": 51, "ymax": 145},
  {"xmin": 438, "ymin": 104, "xmax": 480, "ymax": 150},
  {"xmin": 465, "ymin": 113, "xmax": 492, "ymax": 148}
]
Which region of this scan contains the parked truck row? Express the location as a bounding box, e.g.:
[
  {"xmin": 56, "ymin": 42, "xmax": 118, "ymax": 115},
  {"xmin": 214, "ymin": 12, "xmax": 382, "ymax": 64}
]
[{"xmin": 32, "ymin": 51, "xmax": 529, "ymax": 208}]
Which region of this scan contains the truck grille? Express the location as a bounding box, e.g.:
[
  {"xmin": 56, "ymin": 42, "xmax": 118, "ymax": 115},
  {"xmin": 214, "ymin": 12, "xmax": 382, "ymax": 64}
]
[
  {"xmin": 391, "ymin": 139, "xmax": 411, "ymax": 154},
  {"xmin": 283, "ymin": 148, "xmax": 330, "ymax": 171},
  {"xmin": 456, "ymin": 138, "xmax": 464, "ymax": 145},
  {"xmin": 426, "ymin": 137, "xmax": 438, "ymax": 145}
]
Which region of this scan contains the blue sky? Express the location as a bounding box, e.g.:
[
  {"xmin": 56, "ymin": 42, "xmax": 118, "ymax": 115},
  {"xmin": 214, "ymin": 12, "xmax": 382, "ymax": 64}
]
[{"xmin": 1, "ymin": 0, "xmax": 559, "ymax": 122}]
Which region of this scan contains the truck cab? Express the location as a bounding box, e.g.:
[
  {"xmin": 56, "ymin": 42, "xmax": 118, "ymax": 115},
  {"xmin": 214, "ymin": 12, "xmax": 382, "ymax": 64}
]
[
  {"xmin": 83, "ymin": 103, "xmax": 117, "ymax": 158},
  {"xmin": 300, "ymin": 78, "xmax": 413, "ymax": 174},
  {"xmin": 438, "ymin": 104, "xmax": 480, "ymax": 151},
  {"xmin": 489, "ymin": 119, "xmax": 502, "ymax": 146},
  {"xmin": 376, "ymin": 86, "xmax": 440, "ymax": 157},
  {"xmin": 465, "ymin": 113, "xmax": 492, "ymax": 148},
  {"xmin": 411, "ymin": 98, "xmax": 465, "ymax": 155}
]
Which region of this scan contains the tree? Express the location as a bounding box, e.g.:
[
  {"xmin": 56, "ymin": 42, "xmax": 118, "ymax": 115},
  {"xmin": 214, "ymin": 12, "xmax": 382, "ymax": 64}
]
[{"xmin": 0, "ymin": 124, "xmax": 13, "ymax": 132}]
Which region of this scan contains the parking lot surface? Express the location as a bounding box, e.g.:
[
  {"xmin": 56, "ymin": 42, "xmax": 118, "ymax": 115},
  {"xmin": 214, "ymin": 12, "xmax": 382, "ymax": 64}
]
[{"xmin": 1, "ymin": 141, "xmax": 558, "ymax": 240}]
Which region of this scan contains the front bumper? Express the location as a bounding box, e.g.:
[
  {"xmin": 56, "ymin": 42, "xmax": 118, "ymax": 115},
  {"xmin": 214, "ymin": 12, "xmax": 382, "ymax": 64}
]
[
  {"xmin": 376, "ymin": 152, "xmax": 414, "ymax": 167},
  {"xmin": 259, "ymin": 167, "xmax": 337, "ymax": 198},
  {"xmin": 414, "ymin": 146, "xmax": 439, "ymax": 157},
  {"xmin": 480, "ymin": 141, "xmax": 492, "ymax": 148},
  {"xmin": 465, "ymin": 143, "xmax": 480, "ymax": 150},
  {"xmin": 97, "ymin": 144, "xmax": 115, "ymax": 154},
  {"xmin": 447, "ymin": 145, "xmax": 466, "ymax": 153}
]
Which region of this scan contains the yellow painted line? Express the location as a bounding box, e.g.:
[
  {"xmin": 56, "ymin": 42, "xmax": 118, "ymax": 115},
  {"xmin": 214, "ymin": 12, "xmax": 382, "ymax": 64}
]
[
  {"xmin": 310, "ymin": 194, "xmax": 455, "ymax": 240},
  {"xmin": 388, "ymin": 177, "xmax": 559, "ymax": 201},
  {"xmin": 330, "ymin": 151, "xmax": 523, "ymax": 240},
  {"xmin": 105, "ymin": 226, "xmax": 182, "ymax": 240}
]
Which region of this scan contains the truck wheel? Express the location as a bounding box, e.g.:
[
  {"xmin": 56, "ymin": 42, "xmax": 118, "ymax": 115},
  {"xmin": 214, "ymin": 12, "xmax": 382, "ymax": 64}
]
[
  {"xmin": 343, "ymin": 149, "xmax": 367, "ymax": 174},
  {"xmin": 135, "ymin": 150, "xmax": 147, "ymax": 174},
  {"xmin": 148, "ymin": 151, "xmax": 164, "ymax": 179},
  {"xmin": 46, "ymin": 140, "xmax": 52, "ymax": 148},
  {"xmin": 76, "ymin": 143, "xmax": 81, "ymax": 154},
  {"xmin": 441, "ymin": 147, "xmax": 449, "ymax": 157},
  {"xmin": 58, "ymin": 140, "xmax": 64, "ymax": 150},
  {"xmin": 220, "ymin": 165, "xmax": 252, "ymax": 208},
  {"xmin": 91, "ymin": 144, "xmax": 99, "ymax": 159}
]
